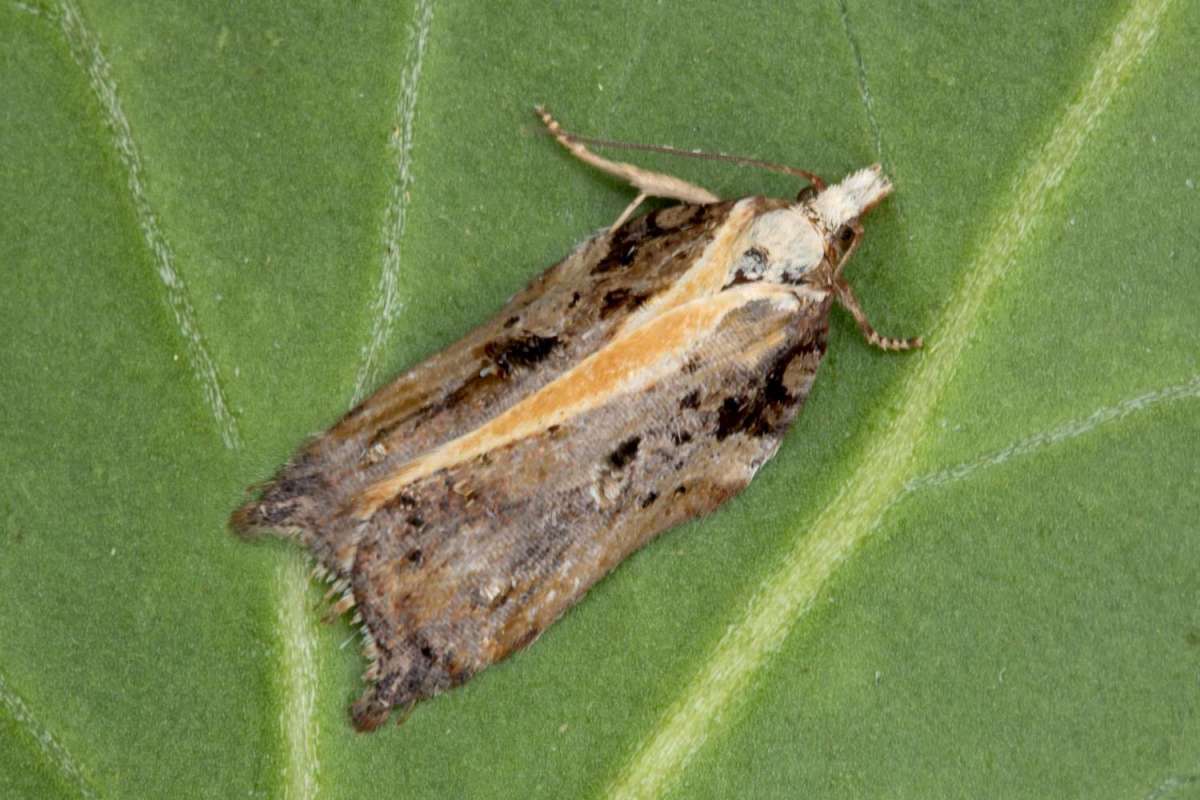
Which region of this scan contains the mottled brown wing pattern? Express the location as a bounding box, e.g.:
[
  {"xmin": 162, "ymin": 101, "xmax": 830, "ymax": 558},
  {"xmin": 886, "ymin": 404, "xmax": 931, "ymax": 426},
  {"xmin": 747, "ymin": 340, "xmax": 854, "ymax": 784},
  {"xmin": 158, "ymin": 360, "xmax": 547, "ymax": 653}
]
[
  {"xmin": 231, "ymin": 201, "xmax": 741, "ymax": 571},
  {"xmin": 346, "ymin": 285, "xmax": 830, "ymax": 729}
]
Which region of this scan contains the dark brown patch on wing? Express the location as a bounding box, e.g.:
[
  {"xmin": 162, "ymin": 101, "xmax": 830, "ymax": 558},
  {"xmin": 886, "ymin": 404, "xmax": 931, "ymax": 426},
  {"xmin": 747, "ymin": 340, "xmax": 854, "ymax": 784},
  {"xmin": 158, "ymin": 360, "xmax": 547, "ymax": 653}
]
[
  {"xmin": 714, "ymin": 332, "xmax": 827, "ymax": 440},
  {"xmin": 591, "ymin": 224, "xmax": 647, "ymax": 274},
  {"xmin": 590, "ymin": 200, "xmax": 719, "ymax": 275},
  {"xmin": 608, "ymin": 436, "xmax": 641, "ymax": 469},
  {"xmin": 600, "ymin": 288, "xmax": 649, "ymax": 319},
  {"xmin": 483, "ymin": 333, "xmax": 561, "ymax": 377}
]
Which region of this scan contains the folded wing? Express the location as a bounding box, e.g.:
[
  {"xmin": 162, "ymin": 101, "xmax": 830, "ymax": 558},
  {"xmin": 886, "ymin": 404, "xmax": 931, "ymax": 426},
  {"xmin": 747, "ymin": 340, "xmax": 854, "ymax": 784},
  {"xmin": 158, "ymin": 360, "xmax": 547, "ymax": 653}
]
[{"xmin": 347, "ymin": 282, "xmax": 830, "ymax": 729}]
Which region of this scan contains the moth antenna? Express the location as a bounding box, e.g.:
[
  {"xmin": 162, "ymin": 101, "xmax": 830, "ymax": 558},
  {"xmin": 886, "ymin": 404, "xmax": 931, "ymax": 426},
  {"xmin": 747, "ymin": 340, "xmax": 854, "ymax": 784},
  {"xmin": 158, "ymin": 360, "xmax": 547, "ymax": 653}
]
[
  {"xmin": 534, "ymin": 106, "xmax": 826, "ymax": 191},
  {"xmin": 834, "ymin": 278, "xmax": 924, "ymax": 351}
]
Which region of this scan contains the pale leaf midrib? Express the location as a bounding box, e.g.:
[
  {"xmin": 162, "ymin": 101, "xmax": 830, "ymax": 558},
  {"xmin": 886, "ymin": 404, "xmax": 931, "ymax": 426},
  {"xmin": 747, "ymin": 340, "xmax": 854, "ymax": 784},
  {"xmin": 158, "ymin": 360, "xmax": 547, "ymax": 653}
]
[
  {"xmin": 605, "ymin": 1, "xmax": 1175, "ymax": 797},
  {"xmin": 277, "ymin": 555, "xmax": 319, "ymax": 800}
]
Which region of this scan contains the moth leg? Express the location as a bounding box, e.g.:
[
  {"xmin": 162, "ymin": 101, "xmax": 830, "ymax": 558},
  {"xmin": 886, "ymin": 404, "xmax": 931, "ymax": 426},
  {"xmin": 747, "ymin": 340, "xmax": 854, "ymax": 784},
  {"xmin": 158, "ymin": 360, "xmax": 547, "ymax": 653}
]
[
  {"xmin": 834, "ymin": 277, "xmax": 924, "ymax": 351},
  {"xmin": 612, "ymin": 192, "xmax": 647, "ymax": 231},
  {"xmin": 536, "ymin": 106, "xmax": 720, "ymax": 230}
]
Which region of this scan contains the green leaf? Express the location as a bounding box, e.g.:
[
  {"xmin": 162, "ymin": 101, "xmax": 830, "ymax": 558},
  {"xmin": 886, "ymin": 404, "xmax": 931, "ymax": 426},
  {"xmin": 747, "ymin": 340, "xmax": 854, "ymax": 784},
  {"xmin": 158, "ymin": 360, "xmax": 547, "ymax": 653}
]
[{"xmin": 3, "ymin": 1, "xmax": 1197, "ymax": 798}]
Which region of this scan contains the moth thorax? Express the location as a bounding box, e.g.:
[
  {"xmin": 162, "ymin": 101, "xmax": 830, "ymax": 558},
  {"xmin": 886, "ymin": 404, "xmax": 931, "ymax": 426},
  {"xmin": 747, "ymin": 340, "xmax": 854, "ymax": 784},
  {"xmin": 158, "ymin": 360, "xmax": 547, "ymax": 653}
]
[{"xmin": 726, "ymin": 207, "xmax": 824, "ymax": 288}]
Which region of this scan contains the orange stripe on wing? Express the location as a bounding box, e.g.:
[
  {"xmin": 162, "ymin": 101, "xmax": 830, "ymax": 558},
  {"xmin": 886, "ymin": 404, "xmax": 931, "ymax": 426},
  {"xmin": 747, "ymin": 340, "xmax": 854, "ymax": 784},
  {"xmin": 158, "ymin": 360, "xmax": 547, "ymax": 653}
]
[
  {"xmin": 352, "ymin": 284, "xmax": 799, "ymax": 519},
  {"xmin": 614, "ymin": 198, "xmax": 759, "ymax": 335}
]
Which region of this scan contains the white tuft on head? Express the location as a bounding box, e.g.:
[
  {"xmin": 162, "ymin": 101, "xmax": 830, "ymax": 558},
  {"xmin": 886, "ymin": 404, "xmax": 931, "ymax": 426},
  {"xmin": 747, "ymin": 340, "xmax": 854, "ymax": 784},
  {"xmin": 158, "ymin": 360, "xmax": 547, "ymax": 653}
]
[{"xmin": 811, "ymin": 165, "xmax": 893, "ymax": 230}]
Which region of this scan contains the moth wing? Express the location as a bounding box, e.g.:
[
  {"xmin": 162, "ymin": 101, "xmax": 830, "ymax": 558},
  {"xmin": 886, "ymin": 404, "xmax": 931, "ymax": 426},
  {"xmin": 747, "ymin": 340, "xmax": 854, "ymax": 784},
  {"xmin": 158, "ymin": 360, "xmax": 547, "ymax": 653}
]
[
  {"xmin": 231, "ymin": 201, "xmax": 747, "ymax": 571},
  {"xmin": 346, "ymin": 283, "xmax": 831, "ymax": 729},
  {"xmin": 329, "ymin": 201, "xmax": 742, "ymax": 460}
]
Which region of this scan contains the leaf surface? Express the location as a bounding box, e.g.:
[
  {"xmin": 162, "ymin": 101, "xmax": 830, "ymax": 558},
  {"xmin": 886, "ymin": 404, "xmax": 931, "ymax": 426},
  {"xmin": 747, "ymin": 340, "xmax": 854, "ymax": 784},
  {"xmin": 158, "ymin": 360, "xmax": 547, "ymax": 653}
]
[{"xmin": 2, "ymin": 1, "xmax": 1197, "ymax": 798}]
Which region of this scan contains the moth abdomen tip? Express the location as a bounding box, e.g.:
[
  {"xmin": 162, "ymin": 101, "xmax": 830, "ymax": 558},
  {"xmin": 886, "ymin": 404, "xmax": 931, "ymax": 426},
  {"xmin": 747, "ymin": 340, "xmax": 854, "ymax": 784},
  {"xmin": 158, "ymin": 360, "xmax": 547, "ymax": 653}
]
[
  {"xmin": 228, "ymin": 497, "xmax": 318, "ymax": 544},
  {"xmin": 230, "ymin": 470, "xmax": 326, "ymax": 539},
  {"xmin": 228, "ymin": 502, "xmax": 267, "ymax": 540},
  {"xmin": 351, "ymin": 690, "xmax": 393, "ymax": 733}
]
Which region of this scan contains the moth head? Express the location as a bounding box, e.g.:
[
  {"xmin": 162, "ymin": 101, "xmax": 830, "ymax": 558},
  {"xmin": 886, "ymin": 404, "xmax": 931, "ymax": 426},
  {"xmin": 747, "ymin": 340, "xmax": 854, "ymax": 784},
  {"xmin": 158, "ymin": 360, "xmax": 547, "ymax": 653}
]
[
  {"xmin": 811, "ymin": 164, "xmax": 892, "ymax": 232},
  {"xmin": 809, "ymin": 165, "xmax": 892, "ymax": 280}
]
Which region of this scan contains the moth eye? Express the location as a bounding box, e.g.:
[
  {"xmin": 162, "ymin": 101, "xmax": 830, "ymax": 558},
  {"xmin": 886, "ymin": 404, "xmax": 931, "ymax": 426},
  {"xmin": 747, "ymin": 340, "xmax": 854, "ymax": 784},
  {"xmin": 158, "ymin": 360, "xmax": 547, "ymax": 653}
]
[
  {"xmin": 795, "ymin": 186, "xmax": 818, "ymax": 203},
  {"xmin": 836, "ymin": 225, "xmax": 855, "ymax": 244}
]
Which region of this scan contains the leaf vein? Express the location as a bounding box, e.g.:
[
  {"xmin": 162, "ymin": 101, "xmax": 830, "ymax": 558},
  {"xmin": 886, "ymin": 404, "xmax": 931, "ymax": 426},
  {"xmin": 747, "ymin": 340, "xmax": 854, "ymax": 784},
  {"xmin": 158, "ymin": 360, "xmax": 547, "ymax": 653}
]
[
  {"xmin": 352, "ymin": 0, "xmax": 436, "ymax": 403},
  {"xmin": 901, "ymin": 373, "xmax": 1200, "ymax": 497},
  {"xmin": 0, "ymin": 669, "xmax": 97, "ymax": 799},
  {"xmin": 836, "ymin": 0, "xmax": 885, "ymax": 163},
  {"xmin": 276, "ymin": 556, "xmax": 320, "ymax": 800},
  {"xmin": 54, "ymin": 0, "xmax": 241, "ymax": 450}
]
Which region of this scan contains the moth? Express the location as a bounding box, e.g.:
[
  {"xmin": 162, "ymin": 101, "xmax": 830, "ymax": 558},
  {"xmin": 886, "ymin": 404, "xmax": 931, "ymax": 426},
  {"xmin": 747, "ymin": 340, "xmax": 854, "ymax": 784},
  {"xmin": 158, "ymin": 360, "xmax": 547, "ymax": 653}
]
[{"xmin": 231, "ymin": 108, "xmax": 922, "ymax": 731}]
